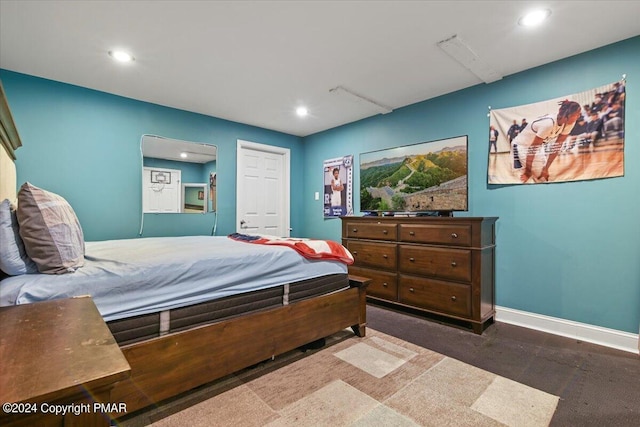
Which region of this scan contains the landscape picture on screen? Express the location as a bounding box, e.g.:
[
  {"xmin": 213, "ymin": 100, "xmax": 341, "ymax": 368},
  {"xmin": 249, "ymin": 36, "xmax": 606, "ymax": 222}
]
[{"xmin": 360, "ymin": 135, "xmax": 468, "ymax": 213}]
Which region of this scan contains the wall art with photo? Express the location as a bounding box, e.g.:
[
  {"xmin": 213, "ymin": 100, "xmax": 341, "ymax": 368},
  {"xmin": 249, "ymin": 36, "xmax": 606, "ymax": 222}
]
[
  {"xmin": 323, "ymin": 155, "xmax": 353, "ymax": 218},
  {"xmin": 488, "ymin": 80, "xmax": 625, "ymax": 185}
]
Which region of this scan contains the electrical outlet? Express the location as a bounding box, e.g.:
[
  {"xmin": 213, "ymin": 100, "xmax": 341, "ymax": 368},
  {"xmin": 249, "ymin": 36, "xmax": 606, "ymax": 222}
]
[{"xmin": 314, "ymin": 192, "xmax": 319, "ymax": 200}]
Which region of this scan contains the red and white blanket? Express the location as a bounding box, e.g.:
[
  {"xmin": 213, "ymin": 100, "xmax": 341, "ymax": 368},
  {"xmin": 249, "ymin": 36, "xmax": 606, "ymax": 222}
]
[{"xmin": 228, "ymin": 233, "xmax": 354, "ymax": 265}]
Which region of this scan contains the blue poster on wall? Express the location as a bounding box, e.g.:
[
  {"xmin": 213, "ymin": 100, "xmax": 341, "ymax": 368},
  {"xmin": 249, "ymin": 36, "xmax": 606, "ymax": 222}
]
[{"xmin": 323, "ymin": 155, "xmax": 353, "ymax": 218}]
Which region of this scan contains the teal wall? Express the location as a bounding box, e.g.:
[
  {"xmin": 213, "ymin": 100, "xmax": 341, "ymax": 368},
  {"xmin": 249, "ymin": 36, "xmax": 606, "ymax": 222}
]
[
  {"xmin": 184, "ymin": 186, "xmax": 204, "ymax": 208},
  {"xmin": 302, "ymin": 37, "xmax": 640, "ymax": 334},
  {"xmin": 1, "ymin": 36, "xmax": 638, "ymax": 334},
  {"xmin": 0, "ymin": 70, "xmax": 303, "ymax": 240}
]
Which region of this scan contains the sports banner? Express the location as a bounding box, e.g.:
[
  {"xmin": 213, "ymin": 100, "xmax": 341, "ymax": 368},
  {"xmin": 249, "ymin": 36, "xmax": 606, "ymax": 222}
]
[
  {"xmin": 488, "ymin": 80, "xmax": 625, "ymax": 184},
  {"xmin": 323, "ymin": 155, "xmax": 353, "ymax": 218}
]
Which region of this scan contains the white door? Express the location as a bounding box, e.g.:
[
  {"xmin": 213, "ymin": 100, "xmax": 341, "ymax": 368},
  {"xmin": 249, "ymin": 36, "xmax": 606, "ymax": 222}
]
[
  {"xmin": 236, "ymin": 140, "xmax": 290, "ymax": 236},
  {"xmin": 142, "ymin": 167, "xmax": 181, "ymax": 213}
]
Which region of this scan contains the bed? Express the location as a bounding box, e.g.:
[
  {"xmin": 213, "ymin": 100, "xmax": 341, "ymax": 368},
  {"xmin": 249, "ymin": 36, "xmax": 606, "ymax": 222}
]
[
  {"xmin": 0, "ymin": 236, "xmax": 352, "ymax": 324},
  {"xmin": 0, "ymin": 200, "xmax": 368, "ymax": 415},
  {"xmin": 0, "ymin": 123, "xmax": 367, "ymax": 416}
]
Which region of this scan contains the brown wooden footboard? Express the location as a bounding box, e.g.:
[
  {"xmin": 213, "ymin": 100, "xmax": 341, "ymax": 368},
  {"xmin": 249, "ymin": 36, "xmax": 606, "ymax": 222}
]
[{"xmin": 112, "ymin": 278, "xmax": 368, "ymax": 414}]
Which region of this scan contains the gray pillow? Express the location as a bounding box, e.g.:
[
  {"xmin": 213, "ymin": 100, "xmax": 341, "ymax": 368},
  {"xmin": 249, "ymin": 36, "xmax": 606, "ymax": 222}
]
[
  {"xmin": 0, "ymin": 199, "xmax": 38, "ymax": 275},
  {"xmin": 17, "ymin": 183, "xmax": 85, "ymax": 274}
]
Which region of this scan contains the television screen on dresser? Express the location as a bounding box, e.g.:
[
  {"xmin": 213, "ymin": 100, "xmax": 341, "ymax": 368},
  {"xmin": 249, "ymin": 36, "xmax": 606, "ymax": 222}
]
[{"xmin": 359, "ymin": 135, "xmax": 468, "ymax": 215}]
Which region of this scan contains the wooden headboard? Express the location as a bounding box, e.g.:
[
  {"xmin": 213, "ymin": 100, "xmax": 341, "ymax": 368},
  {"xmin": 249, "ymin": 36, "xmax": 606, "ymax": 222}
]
[
  {"xmin": 0, "ymin": 79, "xmax": 21, "ymax": 202},
  {"xmin": 0, "ymin": 145, "xmax": 17, "ymax": 202}
]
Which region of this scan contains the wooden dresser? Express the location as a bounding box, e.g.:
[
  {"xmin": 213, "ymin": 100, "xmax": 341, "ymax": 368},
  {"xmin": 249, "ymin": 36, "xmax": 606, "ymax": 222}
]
[{"xmin": 342, "ymin": 216, "xmax": 497, "ymax": 334}]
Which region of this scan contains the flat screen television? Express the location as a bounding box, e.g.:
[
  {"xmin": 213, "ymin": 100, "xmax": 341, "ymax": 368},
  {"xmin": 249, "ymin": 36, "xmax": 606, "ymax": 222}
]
[{"xmin": 359, "ymin": 135, "xmax": 468, "ymax": 216}]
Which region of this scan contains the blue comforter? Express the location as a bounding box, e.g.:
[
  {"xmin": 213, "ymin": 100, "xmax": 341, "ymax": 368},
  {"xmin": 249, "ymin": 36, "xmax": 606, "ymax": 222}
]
[{"xmin": 0, "ymin": 236, "xmax": 347, "ymax": 321}]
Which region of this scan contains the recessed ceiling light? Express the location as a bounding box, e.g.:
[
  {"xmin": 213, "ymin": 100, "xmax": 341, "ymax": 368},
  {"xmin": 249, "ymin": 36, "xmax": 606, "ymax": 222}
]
[
  {"xmin": 108, "ymin": 50, "xmax": 135, "ymax": 62},
  {"xmin": 180, "ymin": 152, "xmax": 188, "ymax": 158},
  {"xmin": 296, "ymin": 106, "xmax": 308, "ymax": 117},
  {"xmin": 519, "ymin": 9, "xmax": 551, "ymax": 27}
]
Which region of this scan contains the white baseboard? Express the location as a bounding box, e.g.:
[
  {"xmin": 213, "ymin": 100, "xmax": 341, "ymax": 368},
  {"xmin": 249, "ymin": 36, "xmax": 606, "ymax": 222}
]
[{"xmin": 495, "ymin": 306, "xmax": 639, "ymax": 355}]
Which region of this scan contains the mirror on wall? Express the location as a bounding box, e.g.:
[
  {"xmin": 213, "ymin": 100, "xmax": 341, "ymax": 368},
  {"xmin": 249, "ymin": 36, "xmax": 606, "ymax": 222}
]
[{"xmin": 141, "ymin": 135, "xmax": 217, "ymax": 214}]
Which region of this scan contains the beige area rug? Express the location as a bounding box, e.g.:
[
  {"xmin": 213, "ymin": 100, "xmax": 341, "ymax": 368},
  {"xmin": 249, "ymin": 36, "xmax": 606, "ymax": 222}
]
[{"xmin": 140, "ymin": 329, "xmax": 558, "ymax": 427}]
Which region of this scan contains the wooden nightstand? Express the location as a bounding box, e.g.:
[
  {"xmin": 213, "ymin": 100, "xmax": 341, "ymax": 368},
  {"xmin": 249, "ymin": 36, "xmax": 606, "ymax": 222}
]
[{"xmin": 0, "ymin": 297, "xmax": 131, "ymax": 426}]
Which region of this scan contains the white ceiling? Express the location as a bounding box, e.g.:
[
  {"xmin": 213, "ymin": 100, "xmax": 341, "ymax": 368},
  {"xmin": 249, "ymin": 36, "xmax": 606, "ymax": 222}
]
[{"xmin": 1, "ymin": 1, "xmax": 638, "ymax": 137}]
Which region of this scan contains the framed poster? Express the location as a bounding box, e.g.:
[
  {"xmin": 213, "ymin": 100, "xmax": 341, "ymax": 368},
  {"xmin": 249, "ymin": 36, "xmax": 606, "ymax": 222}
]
[{"xmin": 323, "ymin": 155, "xmax": 353, "ymax": 218}]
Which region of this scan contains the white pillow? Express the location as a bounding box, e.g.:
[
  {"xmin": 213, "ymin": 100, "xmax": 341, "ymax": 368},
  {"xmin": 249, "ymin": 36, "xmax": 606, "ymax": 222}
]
[{"xmin": 0, "ymin": 199, "xmax": 38, "ymax": 275}]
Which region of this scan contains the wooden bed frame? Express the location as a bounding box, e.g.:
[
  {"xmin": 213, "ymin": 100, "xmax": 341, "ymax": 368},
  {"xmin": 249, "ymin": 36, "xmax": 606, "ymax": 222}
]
[
  {"xmin": 1, "ymin": 160, "xmax": 368, "ymax": 415},
  {"xmin": 112, "ymin": 276, "xmax": 368, "ymax": 414},
  {"xmin": 0, "ymin": 89, "xmax": 369, "ymax": 416}
]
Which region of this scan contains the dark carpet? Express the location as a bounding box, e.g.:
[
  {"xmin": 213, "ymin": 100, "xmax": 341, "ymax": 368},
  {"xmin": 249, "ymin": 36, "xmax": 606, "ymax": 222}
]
[{"xmin": 366, "ymin": 303, "xmax": 640, "ymax": 427}]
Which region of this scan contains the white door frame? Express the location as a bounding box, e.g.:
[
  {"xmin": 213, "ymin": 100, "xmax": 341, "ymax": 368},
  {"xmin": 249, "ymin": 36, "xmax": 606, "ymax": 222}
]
[{"xmin": 236, "ymin": 139, "xmax": 290, "ymax": 236}]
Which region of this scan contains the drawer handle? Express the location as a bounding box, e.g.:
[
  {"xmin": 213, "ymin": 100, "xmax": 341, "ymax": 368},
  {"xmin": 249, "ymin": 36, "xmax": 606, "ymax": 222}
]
[
  {"xmin": 409, "ymin": 231, "xmax": 415, "ymax": 236},
  {"xmin": 451, "ymin": 261, "xmax": 457, "ymax": 267},
  {"xmin": 451, "ymin": 233, "xmax": 458, "ymax": 239},
  {"xmin": 451, "ymin": 296, "xmax": 457, "ymax": 301},
  {"xmin": 409, "ymin": 288, "xmax": 415, "ymax": 293},
  {"xmin": 409, "ymin": 257, "xmax": 415, "ymax": 262},
  {"xmin": 353, "ymin": 251, "xmax": 358, "ymax": 256},
  {"xmin": 352, "ymin": 228, "xmax": 358, "ymax": 233},
  {"xmin": 382, "ymin": 230, "xmax": 388, "ymax": 234},
  {"xmin": 383, "ymin": 254, "xmax": 388, "ymax": 259},
  {"xmin": 382, "ymin": 282, "xmax": 388, "ymax": 288}
]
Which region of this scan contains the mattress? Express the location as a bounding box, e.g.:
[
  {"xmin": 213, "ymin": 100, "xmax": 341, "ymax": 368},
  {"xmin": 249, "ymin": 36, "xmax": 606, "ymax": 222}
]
[
  {"xmin": 0, "ymin": 236, "xmax": 349, "ymax": 322},
  {"xmin": 108, "ymin": 273, "xmax": 349, "ymax": 345}
]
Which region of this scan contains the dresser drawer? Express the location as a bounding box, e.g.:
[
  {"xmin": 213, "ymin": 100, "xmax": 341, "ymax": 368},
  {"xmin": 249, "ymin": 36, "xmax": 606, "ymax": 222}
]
[
  {"xmin": 398, "ymin": 245, "xmax": 471, "ymax": 282},
  {"xmin": 399, "ymin": 224, "xmax": 472, "ymax": 246},
  {"xmin": 345, "ymin": 222, "xmax": 397, "ymax": 241},
  {"xmin": 399, "ymin": 275, "xmax": 471, "ymax": 317},
  {"xmin": 348, "ymin": 266, "xmax": 398, "ymax": 301},
  {"xmin": 346, "ymin": 241, "xmax": 397, "ymax": 270}
]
